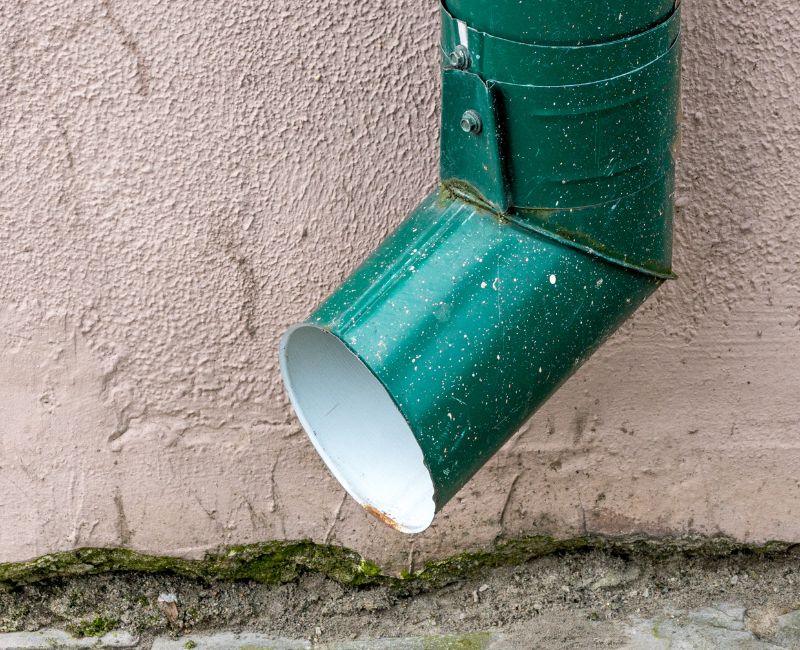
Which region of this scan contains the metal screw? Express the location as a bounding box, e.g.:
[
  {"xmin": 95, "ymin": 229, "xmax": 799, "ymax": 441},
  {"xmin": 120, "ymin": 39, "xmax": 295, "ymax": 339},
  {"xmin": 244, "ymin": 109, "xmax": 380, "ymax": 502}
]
[
  {"xmin": 460, "ymin": 110, "xmax": 482, "ymax": 135},
  {"xmin": 448, "ymin": 45, "xmax": 471, "ymax": 70}
]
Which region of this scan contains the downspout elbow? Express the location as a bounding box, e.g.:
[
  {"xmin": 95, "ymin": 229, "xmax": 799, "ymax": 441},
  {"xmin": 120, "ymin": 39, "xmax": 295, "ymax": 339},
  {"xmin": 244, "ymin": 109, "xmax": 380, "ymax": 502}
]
[{"xmin": 279, "ymin": 1, "xmax": 682, "ymax": 532}]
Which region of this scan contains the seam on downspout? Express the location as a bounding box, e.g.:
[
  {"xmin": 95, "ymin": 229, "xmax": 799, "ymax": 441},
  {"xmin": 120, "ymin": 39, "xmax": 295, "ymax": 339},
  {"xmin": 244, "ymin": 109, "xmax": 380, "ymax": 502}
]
[{"xmin": 441, "ymin": 181, "xmax": 677, "ymax": 279}]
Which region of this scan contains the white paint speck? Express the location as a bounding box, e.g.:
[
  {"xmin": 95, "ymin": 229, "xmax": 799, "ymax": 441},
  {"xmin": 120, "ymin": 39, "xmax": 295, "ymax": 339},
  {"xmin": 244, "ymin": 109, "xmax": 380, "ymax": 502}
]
[
  {"xmin": 480, "ymin": 281, "xmax": 487, "ymax": 288},
  {"xmin": 549, "ymin": 274, "xmax": 557, "ymax": 285}
]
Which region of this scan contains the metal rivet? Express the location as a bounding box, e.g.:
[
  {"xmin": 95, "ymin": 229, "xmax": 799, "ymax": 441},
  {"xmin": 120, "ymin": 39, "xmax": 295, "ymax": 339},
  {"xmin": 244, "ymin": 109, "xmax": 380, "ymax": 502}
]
[
  {"xmin": 448, "ymin": 45, "xmax": 470, "ymax": 70},
  {"xmin": 460, "ymin": 110, "xmax": 482, "ymax": 135}
]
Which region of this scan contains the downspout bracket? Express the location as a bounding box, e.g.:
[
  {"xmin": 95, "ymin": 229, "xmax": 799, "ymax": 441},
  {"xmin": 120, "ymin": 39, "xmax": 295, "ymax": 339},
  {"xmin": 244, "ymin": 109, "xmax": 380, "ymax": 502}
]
[{"xmin": 440, "ymin": 69, "xmax": 509, "ymax": 213}]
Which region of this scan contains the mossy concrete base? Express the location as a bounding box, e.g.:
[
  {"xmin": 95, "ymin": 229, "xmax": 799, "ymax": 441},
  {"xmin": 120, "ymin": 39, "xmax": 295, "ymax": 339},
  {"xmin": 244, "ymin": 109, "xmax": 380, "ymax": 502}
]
[
  {"xmin": 0, "ymin": 535, "xmax": 795, "ymax": 591},
  {"xmin": 65, "ymin": 616, "xmax": 118, "ymax": 638},
  {"xmin": 0, "ymin": 542, "xmax": 381, "ymax": 590}
]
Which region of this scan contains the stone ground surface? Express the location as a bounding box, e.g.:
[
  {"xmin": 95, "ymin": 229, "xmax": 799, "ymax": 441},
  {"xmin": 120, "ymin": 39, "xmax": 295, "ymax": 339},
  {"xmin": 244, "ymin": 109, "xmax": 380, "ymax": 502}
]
[{"xmin": 4, "ymin": 547, "xmax": 800, "ymax": 649}]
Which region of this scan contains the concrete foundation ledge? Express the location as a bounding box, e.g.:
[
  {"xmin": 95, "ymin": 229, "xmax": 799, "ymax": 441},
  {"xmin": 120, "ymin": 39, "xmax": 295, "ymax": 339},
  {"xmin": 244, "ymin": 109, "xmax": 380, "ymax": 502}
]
[
  {"xmin": 1, "ymin": 620, "xmax": 800, "ymax": 649},
  {"xmin": 2, "ymin": 535, "xmax": 800, "ymax": 648},
  {"xmin": 0, "ymin": 629, "xmax": 139, "ymax": 649}
]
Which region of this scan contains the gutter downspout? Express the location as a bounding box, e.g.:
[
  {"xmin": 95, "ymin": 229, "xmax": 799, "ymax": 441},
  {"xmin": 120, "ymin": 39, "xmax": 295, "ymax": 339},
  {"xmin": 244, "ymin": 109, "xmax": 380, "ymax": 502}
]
[{"xmin": 280, "ymin": 0, "xmax": 681, "ymax": 532}]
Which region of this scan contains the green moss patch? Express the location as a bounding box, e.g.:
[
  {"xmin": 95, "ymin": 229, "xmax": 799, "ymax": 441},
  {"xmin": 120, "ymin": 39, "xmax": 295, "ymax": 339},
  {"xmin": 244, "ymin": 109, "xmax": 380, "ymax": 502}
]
[
  {"xmin": 0, "ymin": 541, "xmax": 384, "ymax": 590},
  {"xmin": 65, "ymin": 616, "xmax": 117, "ymax": 638},
  {"xmin": 422, "ymin": 631, "xmax": 492, "ymax": 649},
  {"xmin": 0, "ymin": 535, "xmax": 793, "ymax": 591}
]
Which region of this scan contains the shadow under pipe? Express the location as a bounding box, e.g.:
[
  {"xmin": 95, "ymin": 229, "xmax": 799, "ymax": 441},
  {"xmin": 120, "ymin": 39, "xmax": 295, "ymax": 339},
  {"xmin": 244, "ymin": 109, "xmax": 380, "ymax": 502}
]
[{"xmin": 280, "ymin": 0, "xmax": 682, "ymax": 532}]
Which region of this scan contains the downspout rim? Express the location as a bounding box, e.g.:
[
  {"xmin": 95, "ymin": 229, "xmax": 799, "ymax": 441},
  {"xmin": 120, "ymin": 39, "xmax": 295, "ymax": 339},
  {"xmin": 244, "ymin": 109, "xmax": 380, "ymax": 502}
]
[{"xmin": 279, "ymin": 323, "xmax": 437, "ymax": 533}]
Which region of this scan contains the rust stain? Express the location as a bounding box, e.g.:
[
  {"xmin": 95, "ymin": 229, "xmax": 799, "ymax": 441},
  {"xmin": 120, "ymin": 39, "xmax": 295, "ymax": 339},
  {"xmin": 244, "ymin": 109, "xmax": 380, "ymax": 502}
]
[{"xmin": 364, "ymin": 505, "xmax": 401, "ymax": 530}]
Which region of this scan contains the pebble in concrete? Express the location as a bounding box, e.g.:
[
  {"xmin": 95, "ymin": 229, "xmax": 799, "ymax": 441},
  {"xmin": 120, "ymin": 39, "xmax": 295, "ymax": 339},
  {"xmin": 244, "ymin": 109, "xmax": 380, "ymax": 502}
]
[{"xmin": 590, "ymin": 566, "xmax": 641, "ymax": 591}]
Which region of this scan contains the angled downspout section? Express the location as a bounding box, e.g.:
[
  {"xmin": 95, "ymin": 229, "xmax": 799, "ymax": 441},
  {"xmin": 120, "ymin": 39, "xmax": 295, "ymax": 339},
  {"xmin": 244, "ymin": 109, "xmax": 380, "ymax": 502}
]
[{"xmin": 279, "ymin": 1, "xmax": 681, "ymax": 532}]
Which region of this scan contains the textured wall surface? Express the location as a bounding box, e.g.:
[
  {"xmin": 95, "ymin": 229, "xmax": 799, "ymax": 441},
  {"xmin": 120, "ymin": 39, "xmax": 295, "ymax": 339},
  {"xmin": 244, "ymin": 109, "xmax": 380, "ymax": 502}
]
[{"xmin": 1, "ymin": 0, "xmax": 798, "ymax": 571}]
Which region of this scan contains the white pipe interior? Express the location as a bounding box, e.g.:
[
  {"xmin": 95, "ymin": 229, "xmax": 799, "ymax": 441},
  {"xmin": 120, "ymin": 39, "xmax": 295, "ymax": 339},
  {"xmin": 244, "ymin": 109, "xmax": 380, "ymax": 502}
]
[{"xmin": 279, "ymin": 324, "xmax": 436, "ymax": 533}]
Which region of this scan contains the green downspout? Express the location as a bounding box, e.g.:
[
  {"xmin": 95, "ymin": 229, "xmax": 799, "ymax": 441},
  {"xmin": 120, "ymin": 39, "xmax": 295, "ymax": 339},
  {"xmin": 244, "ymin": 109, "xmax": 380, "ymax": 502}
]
[{"xmin": 280, "ymin": 1, "xmax": 681, "ymax": 532}]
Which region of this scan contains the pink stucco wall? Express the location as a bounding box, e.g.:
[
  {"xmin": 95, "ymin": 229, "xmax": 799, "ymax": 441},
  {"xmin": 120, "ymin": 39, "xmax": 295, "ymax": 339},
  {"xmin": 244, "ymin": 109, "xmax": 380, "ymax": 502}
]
[{"xmin": 1, "ymin": 0, "xmax": 799, "ymax": 571}]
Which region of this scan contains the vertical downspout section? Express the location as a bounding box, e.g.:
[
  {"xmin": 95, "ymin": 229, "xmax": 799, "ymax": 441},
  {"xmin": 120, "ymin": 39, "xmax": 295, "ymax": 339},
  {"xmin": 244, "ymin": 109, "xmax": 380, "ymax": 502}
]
[
  {"xmin": 440, "ymin": 0, "xmax": 681, "ymax": 277},
  {"xmin": 279, "ymin": 1, "xmax": 681, "ymax": 532}
]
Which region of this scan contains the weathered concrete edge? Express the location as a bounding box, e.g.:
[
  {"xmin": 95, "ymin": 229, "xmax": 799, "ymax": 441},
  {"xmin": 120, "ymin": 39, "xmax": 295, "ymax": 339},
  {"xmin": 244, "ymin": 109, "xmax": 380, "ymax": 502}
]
[{"xmin": 1, "ymin": 535, "xmax": 796, "ymax": 590}]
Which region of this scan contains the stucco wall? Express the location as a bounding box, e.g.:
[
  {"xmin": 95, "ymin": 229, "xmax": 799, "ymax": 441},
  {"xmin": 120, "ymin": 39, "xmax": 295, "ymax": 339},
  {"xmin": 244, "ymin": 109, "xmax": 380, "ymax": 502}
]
[{"xmin": 1, "ymin": 0, "xmax": 798, "ymax": 571}]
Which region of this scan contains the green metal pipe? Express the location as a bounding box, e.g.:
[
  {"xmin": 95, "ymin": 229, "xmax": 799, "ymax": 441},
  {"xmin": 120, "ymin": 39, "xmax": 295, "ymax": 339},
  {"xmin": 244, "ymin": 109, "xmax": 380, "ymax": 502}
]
[
  {"xmin": 444, "ymin": 0, "xmax": 675, "ymax": 45},
  {"xmin": 280, "ymin": 0, "xmax": 681, "ymax": 532}
]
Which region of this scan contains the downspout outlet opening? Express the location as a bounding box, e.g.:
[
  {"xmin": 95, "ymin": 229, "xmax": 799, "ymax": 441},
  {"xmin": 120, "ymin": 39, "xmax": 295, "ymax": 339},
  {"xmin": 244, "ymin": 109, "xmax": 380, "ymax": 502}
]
[{"xmin": 279, "ymin": 324, "xmax": 436, "ymax": 533}]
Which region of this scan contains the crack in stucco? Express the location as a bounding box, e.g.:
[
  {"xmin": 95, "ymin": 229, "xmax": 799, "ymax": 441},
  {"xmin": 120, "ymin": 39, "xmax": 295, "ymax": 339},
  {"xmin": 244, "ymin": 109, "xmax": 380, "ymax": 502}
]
[
  {"xmin": 114, "ymin": 490, "xmax": 133, "ymax": 546},
  {"xmin": 100, "ymin": 0, "xmax": 149, "ymax": 97},
  {"xmin": 324, "ymin": 491, "xmax": 348, "ymax": 544}
]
